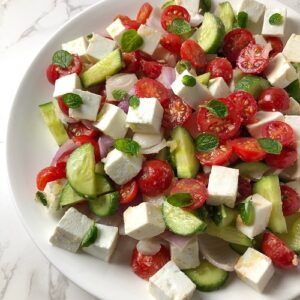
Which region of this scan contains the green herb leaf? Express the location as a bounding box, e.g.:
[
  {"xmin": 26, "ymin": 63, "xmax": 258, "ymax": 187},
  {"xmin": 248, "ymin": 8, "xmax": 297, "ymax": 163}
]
[
  {"xmin": 182, "ymin": 75, "xmax": 196, "ymax": 87},
  {"xmin": 258, "ymin": 138, "xmax": 282, "ymax": 154},
  {"xmin": 81, "ymin": 224, "xmax": 98, "ymax": 247},
  {"xmin": 237, "ymin": 11, "xmax": 248, "ymax": 28},
  {"xmin": 62, "ymin": 93, "xmax": 83, "ymax": 109},
  {"xmin": 112, "ymin": 89, "xmax": 128, "ymax": 101},
  {"xmin": 168, "ymin": 18, "xmax": 192, "ymax": 36},
  {"xmin": 205, "ymin": 100, "xmax": 228, "ymax": 118},
  {"xmin": 200, "ymin": 0, "xmax": 212, "ymax": 12},
  {"xmin": 120, "ymin": 29, "xmax": 144, "ymax": 53},
  {"xmin": 87, "ymin": 33, "xmax": 93, "ymax": 39},
  {"xmin": 129, "ymin": 96, "xmax": 140, "ymax": 108},
  {"xmin": 36, "ymin": 191, "xmax": 47, "ymax": 206},
  {"xmin": 167, "ymin": 193, "xmax": 193, "ymax": 207},
  {"xmin": 239, "ymin": 196, "xmax": 255, "ymax": 225},
  {"xmin": 161, "ymin": 0, "xmax": 174, "ymax": 9},
  {"xmin": 176, "ymin": 60, "xmax": 192, "ymax": 75},
  {"xmin": 52, "ymin": 50, "xmax": 73, "ymax": 68},
  {"xmin": 114, "ymin": 138, "xmax": 141, "ymax": 156},
  {"xmin": 195, "ymin": 133, "xmax": 219, "ymax": 152},
  {"xmin": 269, "ymin": 13, "xmax": 283, "ymax": 26}
]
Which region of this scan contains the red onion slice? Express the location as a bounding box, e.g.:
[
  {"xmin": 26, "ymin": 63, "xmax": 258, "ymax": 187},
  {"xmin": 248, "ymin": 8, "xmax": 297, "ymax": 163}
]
[
  {"xmin": 160, "ymin": 231, "xmax": 195, "ymax": 250},
  {"xmin": 98, "ymin": 135, "xmax": 114, "ymax": 158},
  {"xmin": 51, "ymin": 139, "xmax": 77, "ymax": 166},
  {"xmin": 157, "ymin": 67, "xmax": 176, "ymax": 89}
]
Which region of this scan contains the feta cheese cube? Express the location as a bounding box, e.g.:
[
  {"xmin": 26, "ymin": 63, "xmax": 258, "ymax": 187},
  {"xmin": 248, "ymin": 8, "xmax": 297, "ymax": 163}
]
[
  {"xmin": 133, "ymin": 132, "xmax": 162, "ymax": 149},
  {"xmin": 207, "ymin": 166, "xmax": 239, "ymax": 208},
  {"xmin": 62, "ymin": 36, "xmax": 89, "ymax": 61},
  {"xmin": 189, "ymin": 12, "xmax": 204, "ymax": 27},
  {"xmin": 68, "ymin": 89, "xmax": 101, "ymax": 121},
  {"xmin": 175, "ymin": 0, "xmax": 200, "ymax": 14},
  {"xmin": 106, "ymin": 18, "xmax": 127, "ymax": 44},
  {"xmin": 137, "ymin": 25, "xmax": 162, "ymax": 56},
  {"xmin": 254, "ymin": 34, "xmax": 267, "ymax": 46},
  {"xmin": 265, "ymin": 53, "xmax": 298, "ymax": 88},
  {"xmin": 236, "ymin": 194, "xmax": 272, "ymax": 238},
  {"xmin": 284, "ymin": 115, "xmax": 300, "ymax": 140},
  {"xmin": 235, "ymin": 248, "xmax": 274, "ymax": 292},
  {"xmin": 146, "ymin": 6, "xmax": 163, "ymax": 32},
  {"xmin": 208, "ymin": 77, "xmax": 230, "ymax": 98},
  {"xmin": 137, "ymin": 239, "xmax": 161, "ymax": 255},
  {"xmin": 82, "ymin": 224, "xmax": 118, "ymax": 262},
  {"xmin": 237, "ymin": 0, "xmax": 265, "ymax": 23},
  {"xmin": 149, "ymin": 261, "xmax": 196, "ymax": 300},
  {"xmin": 96, "ymin": 103, "xmax": 128, "ymax": 139},
  {"xmin": 126, "ymin": 97, "xmax": 163, "ymax": 134},
  {"xmin": 171, "ymin": 70, "xmax": 212, "ymax": 109},
  {"xmin": 143, "ymin": 194, "xmax": 165, "ymax": 206},
  {"xmin": 53, "ymin": 73, "xmax": 82, "ymax": 98},
  {"xmin": 104, "ymin": 149, "xmax": 143, "ymax": 185},
  {"xmin": 284, "ymin": 97, "xmax": 300, "ymax": 115},
  {"xmin": 283, "ymin": 34, "xmax": 300, "ymax": 63},
  {"xmin": 262, "ymin": 8, "xmax": 287, "ymax": 37},
  {"xmin": 49, "ymin": 207, "xmax": 94, "ymax": 253},
  {"xmin": 123, "ymin": 202, "xmax": 166, "ymax": 240},
  {"xmin": 171, "ymin": 236, "xmax": 200, "ymax": 269}
]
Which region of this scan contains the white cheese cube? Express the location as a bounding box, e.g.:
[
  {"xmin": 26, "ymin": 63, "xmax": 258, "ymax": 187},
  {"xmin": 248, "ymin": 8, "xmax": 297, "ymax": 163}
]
[
  {"xmin": 208, "ymin": 77, "xmax": 230, "ymax": 98},
  {"xmin": 53, "ymin": 73, "xmax": 82, "ymax": 98},
  {"xmin": 171, "ymin": 236, "xmax": 200, "ymax": 270},
  {"xmin": 104, "ymin": 149, "xmax": 143, "ymax": 185},
  {"xmin": 171, "ymin": 70, "xmax": 212, "ymax": 110},
  {"xmin": 49, "ymin": 207, "xmax": 94, "ymax": 253},
  {"xmin": 126, "ymin": 97, "xmax": 163, "ymax": 134},
  {"xmin": 82, "ymin": 224, "xmax": 118, "ymax": 262},
  {"xmin": 143, "ymin": 194, "xmax": 165, "ymax": 206},
  {"xmin": 137, "ymin": 239, "xmax": 161, "ymax": 255},
  {"xmin": 235, "ymin": 248, "xmax": 274, "ymax": 292},
  {"xmin": 247, "ymin": 111, "xmax": 284, "ymax": 138},
  {"xmin": 62, "ymin": 36, "xmax": 89, "ymax": 61},
  {"xmin": 284, "ymin": 115, "xmax": 300, "ymax": 140},
  {"xmin": 175, "ymin": 0, "xmax": 200, "ymax": 14},
  {"xmin": 283, "ymin": 34, "xmax": 300, "ymax": 63},
  {"xmin": 262, "ymin": 8, "xmax": 287, "ymax": 37},
  {"xmin": 133, "ymin": 132, "xmax": 162, "ymax": 149},
  {"xmin": 137, "ymin": 24, "xmax": 162, "ymax": 56},
  {"xmin": 284, "ymin": 97, "xmax": 300, "ymax": 115},
  {"xmin": 86, "ymin": 33, "xmax": 116, "ymax": 62},
  {"xmin": 123, "ymin": 202, "xmax": 166, "ymax": 240},
  {"xmin": 149, "ymin": 261, "xmax": 196, "ymax": 300},
  {"xmin": 96, "ymin": 103, "xmax": 128, "ymax": 139},
  {"xmin": 68, "ymin": 89, "xmax": 101, "ymax": 121},
  {"xmin": 106, "ymin": 18, "xmax": 127, "ymax": 44},
  {"xmin": 207, "ymin": 166, "xmax": 239, "ymax": 208},
  {"xmin": 189, "ymin": 12, "xmax": 204, "ymax": 27},
  {"xmin": 254, "ymin": 34, "xmax": 267, "ymax": 46},
  {"xmin": 236, "ymin": 194, "xmax": 272, "ymax": 238},
  {"xmin": 146, "ymin": 6, "xmax": 163, "ymax": 32},
  {"xmin": 265, "ymin": 53, "xmax": 298, "ymax": 88},
  {"xmin": 237, "ymin": 0, "xmax": 265, "ymax": 23}
]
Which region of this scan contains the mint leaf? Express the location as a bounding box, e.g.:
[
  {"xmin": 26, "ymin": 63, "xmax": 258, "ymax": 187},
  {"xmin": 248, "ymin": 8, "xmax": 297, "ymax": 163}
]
[
  {"xmin": 112, "ymin": 89, "xmax": 128, "ymax": 101},
  {"xmin": 258, "ymin": 138, "xmax": 282, "ymax": 154},
  {"xmin": 129, "ymin": 96, "xmax": 140, "ymax": 108},
  {"xmin": 52, "ymin": 50, "xmax": 73, "ymax": 68},
  {"xmin": 168, "ymin": 18, "xmax": 192, "ymax": 36},
  {"xmin": 269, "ymin": 13, "xmax": 283, "ymax": 25},
  {"xmin": 114, "ymin": 138, "xmax": 141, "ymax": 156},
  {"xmin": 62, "ymin": 93, "xmax": 83, "ymax": 109},
  {"xmin": 36, "ymin": 191, "xmax": 47, "ymax": 206},
  {"xmin": 81, "ymin": 224, "xmax": 98, "ymax": 247},
  {"xmin": 205, "ymin": 100, "xmax": 228, "ymax": 118},
  {"xmin": 167, "ymin": 193, "xmax": 193, "ymax": 207},
  {"xmin": 120, "ymin": 30, "xmax": 144, "ymax": 53},
  {"xmin": 182, "ymin": 75, "xmax": 196, "ymax": 87},
  {"xmin": 239, "ymin": 196, "xmax": 255, "ymax": 225},
  {"xmin": 195, "ymin": 133, "xmax": 219, "ymax": 152}
]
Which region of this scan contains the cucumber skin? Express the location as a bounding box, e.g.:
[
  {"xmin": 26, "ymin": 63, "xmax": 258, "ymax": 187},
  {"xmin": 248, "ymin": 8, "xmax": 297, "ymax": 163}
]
[
  {"xmin": 286, "ymin": 79, "xmax": 300, "ymax": 102},
  {"xmin": 235, "ymin": 76, "xmax": 270, "ymax": 99},
  {"xmin": 89, "ymin": 192, "xmax": 119, "ymax": 217}
]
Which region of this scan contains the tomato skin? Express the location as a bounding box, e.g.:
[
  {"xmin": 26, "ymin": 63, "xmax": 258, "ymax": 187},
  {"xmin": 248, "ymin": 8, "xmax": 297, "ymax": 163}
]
[
  {"xmin": 55, "ymin": 150, "xmax": 74, "ymax": 169},
  {"xmin": 232, "ymin": 138, "xmax": 266, "ymax": 162},
  {"xmin": 281, "ymin": 185, "xmax": 300, "ymax": 216},
  {"xmin": 57, "ymin": 54, "xmax": 83, "ymax": 77},
  {"xmin": 205, "ymin": 57, "xmax": 233, "ymax": 85},
  {"xmin": 116, "ymin": 15, "xmax": 140, "ymax": 30},
  {"xmin": 67, "ymin": 122, "xmax": 100, "ymax": 140},
  {"xmin": 131, "ymin": 245, "xmax": 170, "ymax": 280},
  {"xmin": 120, "ymin": 180, "xmax": 139, "ymax": 204},
  {"xmin": 265, "ymin": 36, "xmax": 283, "ymax": 58},
  {"xmin": 195, "ymin": 173, "xmax": 209, "ymax": 187},
  {"xmin": 72, "ymin": 136, "xmax": 101, "ymax": 162},
  {"xmin": 161, "ymin": 5, "xmax": 190, "ymax": 31},
  {"xmin": 57, "ymin": 96, "xmax": 69, "ymax": 116},
  {"xmin": 36, "ymin": 165, "xmax": 66, "ymax": 191},
  {"xmin": 160, "ymin": 33, "xmax": 183, "ymax": 55},
  {"xmin": 123, "ymin": 51, "xmax": 141, "ymax": 73},
  {"xmin": 183, "ymin": 111, "xmax": 200, "ymax": 139},
  {"xmin": 46, "ymin": 64, "xmax": 60, "ymax": 84},
  {"xmin": 265, "ymin": 147, "xmax": 298, "ymax": 169},
  {"xmin": 136, "ymin": 2, "xmax": 153, "ymax": 24},
  {"xmin": 140, "ymin": 60, "xmax": 163, "ymax": 79},
  {"xmin": 258, "ymin": 87, "xmax": 290, "ymax": 112},
  {"xmin": 180, "ymin": 40, "xmax": 206, "ymax": 70},
  {"xmin": 262, "ymin": 232, "xmax": 298, "ymax": 269},
  {"xmin": 137, "ymin": 160, "xmax": 174, "ymax": 197}
]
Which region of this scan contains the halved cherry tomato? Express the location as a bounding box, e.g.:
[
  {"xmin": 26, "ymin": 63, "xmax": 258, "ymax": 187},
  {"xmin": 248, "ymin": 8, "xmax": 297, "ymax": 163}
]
[
  {"xmin": 67, "ymin": 122, "xmax": 100, "ymax": 140},
  {"xmin": 195, "ymin": 173, "xmax": 209, "ymax": 187},
  {"xmin": 116, "ymin": 15, "xmax": 140, "ymax": 30},
  {"xmin": 262, "ymin": 121, "xmax": 295, "ymax": 147},
  {"xmin": 205, "ymin": 57, "xmax": 233, "ymax": 85},
  {"xmin": 265, "ymin": 147, "xmax": 298, "ymax": 169},
  {"xmin": 57, "ymin": 54, "xmax": 83, "ymax": 77},
  {"xmin": 46, "ymin": 64, "xmax": 60, "ymax": 84},
  {"xmin": 137, "ymin": 160, "xmax": 174, "ymax": 197},
  {"xmin": 232, "ymin": 138, "xmax": 266, "ymax": 162},
  {"xmin": 161, "ymin": 5, "xmax": 190, "ymax": 31},
  {"xmin": 160, "ymin": 33, "xmax": 183, "ymax": 55},
  {"xmin": 120, "ymin": 180, "xmax": 139, "ymax": 204},
  {"xmin": 170, "ymin": 178, "xmax": 208, "ymax": 210},
  {"xmin": 36, "ymin": 165, "xmax": 66, "ymax": 191},
  {"xmin": 140, "ymin": 60, "xmax": 163, "ymax": 79},
  {"xmin": 55, "ymin": 150, "xmax": 74, "ymax": 169},
  {"xmin": 223, "ymin": 28, "xmax": 255, "ymax": 64},
  {"xmin": 123, "ymin": 51, "xmax": 141, "ymax": 73},
  {"xmin": 72, "ymin": 136, "xmax": 101, "ymax": 162},
  {"xmin": 180, "ymin": 40, "xmax": 206, "ymax": 70},
  {"xmin": 262, "ymin": 232, "xmax": 298, "ymax": 269},
  {"xmin": 265, "ymin": 36, "xmax": 284, "ymax": 58},
  {"xmin": 258, "ymin": 87, "xmax": 290, "ymax": 112},
  {"xmin": 57, "ymin": 96, "xmax": 69, "ymax": 116},
  {"xmin": 131, "ymin": 245, "xmax": 170, "ymax": 280},
  {"xmin": 281, "ymin": 185, "xmax": 300, "ymax": 216},
  {"xmin": 227, "ymin": 91, "xmax": 257, "ymax": 125},
  {"xmin": 238, "ymin": 176, "xmax": 252, "ymax": 202},
  {"xmin": 136, "ymin": 2, "xmax": 153, "ymax": 24},
  {"xmin": 162, "ymin": 95, "xmax": 192, "ymax": 129},
  {"xmin": 183, "ymin": 111, "xmax": 201, "ymax": 139}
]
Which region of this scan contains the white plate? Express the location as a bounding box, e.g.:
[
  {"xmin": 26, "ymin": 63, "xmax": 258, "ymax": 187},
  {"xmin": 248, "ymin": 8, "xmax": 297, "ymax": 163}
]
[{"xmin": 6, "ymin": 0, "xmax": 300, "ymax": 299}]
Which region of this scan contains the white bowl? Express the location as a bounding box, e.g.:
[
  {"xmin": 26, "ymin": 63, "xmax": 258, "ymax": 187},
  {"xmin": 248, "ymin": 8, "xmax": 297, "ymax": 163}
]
[{"xmin": 6, "ymin": 0, "xmax": 300, "ymax": 299}]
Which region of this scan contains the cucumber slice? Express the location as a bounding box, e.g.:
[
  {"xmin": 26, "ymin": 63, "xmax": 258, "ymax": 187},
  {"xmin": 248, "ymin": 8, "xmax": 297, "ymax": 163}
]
[
  {"xmin": 81, "ymin": 49, "xmax": 124, "ymax": 87},
  {"xmin": 196, "ymin": 13, "xmax": 225, "ymax": 54},
  {"xmin": 229, "ymin": 243, "xmax": 248, "ymax": 255},
  {"xmin": 89, "ymin": 192, "xmax": 119, "ymax": 217},
  {"xmin": 39, "ymin": 102, "xmax": 69, "ymax": 145},
  {"xmin": 196, "ymin": 72, "xmax": 211, "ymax": 86},
  {"xmin": 95, "ymin": 162, "xmax": 105, "ymax": 175},
  {"xmin": 253, "ymin": 175, "xmax": 287, "ymax": 234},
  {"xmin": 162, "ymin": 201, "xmax": 207, "ymax": 236},
  {"xmin": 207, "ymin": 205, "xmax": 238, "ymax": 227},
  {"xmin": 59, "ymin": 182, "xmax": 83, "ymax": 207},
  {"xmin": 218, "ymin": 2, "xmax": 236, "ymax": 33},
  {"xmin": 81, "ymin": 224, "xmax": 98, "ymax": 247},
  {"xmin": 286, "ymin": 79, "xmax": 300, "ymax": 102},
  {"xmin": 67, "ymin": 143, "xmax": 96, "ymax": 199},
  {"xmin": 95, "ymin": 174, "xmax": 113, "ymax": 196},
  {"xmin": 234, "ymin": 162, "xmax": 269, "ymax": 180},
  {"xmin": 184, "ymin": 260, "xmax": 229, "ymax": 292}
]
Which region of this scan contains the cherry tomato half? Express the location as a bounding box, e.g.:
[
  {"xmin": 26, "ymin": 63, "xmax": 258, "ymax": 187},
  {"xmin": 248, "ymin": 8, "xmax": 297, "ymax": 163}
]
[
  {"xmin": 72, "ymin": 136, "xmax": 101, "ymax": 162},
  {"xmin": 258, "ymin": 87, "xmax": 290, "ymax": 112},
  {"xmin": 183, "ymin": 111, "xmax": 201, "ymax": 139},
  {"xmin": 161, "ymin": 5, "xmax": 190, "ymax": 31},
  {"xmin": 123, "ymin": 51, "xmax": 141, "ymax": 73},
  {"xmin": 265, "ymin": 36, "xmax": 284, "ymax": 58},
  {"xmin": 57, "ymin": 96, "xmax": 69, "ymax": 116},
  {"xmin": 36, "ymin": 165, "xmax": 66, "ymax": 191},
  {"xmin": 232, "ymin": 138, "xmax": 266, "ymax": 162},
  {"xmin": 67, "ymin": 122, "xmax": 100, "ymax": 140},
  {"xmin": 180, "ymin": 40, "xmax": 206, "ymax": 70},
  {"xmin": 56, "ymin": 54, "xmax": 83, "ymax": 77},
  {"xmin": 119, "ymin": 180, "xmax": 139, "ymax": 204},
  {"xmin": 140, "ymin": 60, "xmax": 163, "ymax": 79},
  {"xmin": 205, "ymin": 57, "xmax": 233, "ymax": 85},
  {"xmin": 265, "ymin": 147, "xmax": 298, "ymax": 169},
  {"xmin": 281, "ymin": 185, "xmax": 300, "ymax": 216},
  {"xmin": 136, "ymin": 2, "xmax": 153, "ymax": 24},
  {"xmin": 160, "ymin": 33, "xmax": 183, "ymax": 55},
  {"xmin": 195, "ymin": 173, "xmax": 209, "ymax": 187},
  {"xmin": 116, "ymin": 15, "xmax": 140, "ymax": 30},
  {"xmin": 46, "ymin": 64, "xmax": 60, "ymax": 85},
  {"xmin": 238, "ymin": 176, "xmax": 252, "ymax": 202}
]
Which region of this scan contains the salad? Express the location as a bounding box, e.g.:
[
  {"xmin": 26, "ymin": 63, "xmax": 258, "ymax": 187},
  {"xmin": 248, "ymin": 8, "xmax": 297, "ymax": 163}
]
[{"xmin": 35, "ymin": 0, "xmax": 300, "ymax": 298}]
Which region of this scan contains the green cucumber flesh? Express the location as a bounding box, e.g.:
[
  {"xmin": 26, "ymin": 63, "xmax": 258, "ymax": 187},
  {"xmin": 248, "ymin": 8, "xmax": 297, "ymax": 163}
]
[
  {"xmin": 234, "ymin": 162, "xmax": 269, "ymax": 180},
  {"xmin": 196, "ymin": 72, "xmax": 211, "ymax": 86},
  {"xmin": 95, "ymin": 174, "xmax": 113, "ymax": 196},
  {"xmin": 229, "ymin": 243, "xmax": 248, "ymax": 255},
  {"xmin": 59, "ymin": 182, "xmax": 83, "ymax": 207},
  {"xmin": 208, "ymin": 205, "xmax": 238, "ymax": 228},
  {"xmin": 218, "ymin": 2, "xmax": 236, "ymax": 33},
  {"xmin": 95, "ymin": 162, "xmax": 105, "ymax": 175},
  {"xmin": 89, "ymin": 192, "xmax": 119, "ymax": 217}
]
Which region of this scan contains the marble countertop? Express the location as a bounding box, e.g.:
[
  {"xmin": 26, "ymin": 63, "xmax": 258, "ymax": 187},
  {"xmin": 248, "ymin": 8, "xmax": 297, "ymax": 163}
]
[{"xmin": 1, "ymin": 0, "xmax": 300, "ymax": 299}]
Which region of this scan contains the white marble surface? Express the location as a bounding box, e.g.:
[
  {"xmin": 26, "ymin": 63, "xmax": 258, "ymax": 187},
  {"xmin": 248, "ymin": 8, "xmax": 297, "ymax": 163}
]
[{"xmin": 1, "ymin": 0, "xmax": 300, "ymax": 299}]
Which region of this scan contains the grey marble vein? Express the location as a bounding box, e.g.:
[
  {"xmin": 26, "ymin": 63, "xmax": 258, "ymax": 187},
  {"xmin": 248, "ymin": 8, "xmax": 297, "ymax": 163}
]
[
  {"xmin": 48, "ymin": 263, "xmax": 69, "ymax": 300},
  {"xmin": 0, "ymin": 262, "xmax": 18, "ymax": 299}
]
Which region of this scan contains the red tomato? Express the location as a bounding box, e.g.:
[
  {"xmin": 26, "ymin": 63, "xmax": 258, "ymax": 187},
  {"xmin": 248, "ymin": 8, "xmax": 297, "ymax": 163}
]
[
  {"xmin": 223, "ymin": 28, "xmax": 255, "ymax": 64},
  {"xmin": 183, "ymin": 111, "xmax": 200, "ymax": 139},
  {"xmin": 36, "ymin": 165, "xmax": 66, "ymax": 191},
  {"xmin": 258, "ymin": 87, "xmax": 290, "ymax": 112},
  {"xmin": 136, "ymin": 2, "xmax": 153, "ymax": 24},
  {"xmin": 55, "ymin": 150, "xmax": 73, "ymax": 169},
  {"xmin": 265, "ymin": 147, "xmax": 298, "ymax": 169},
  {"xmin": 160, "ymin": 33, "xmax": 183, "ymax": 55},
  {"xmin": 265, "ymin": 36, "xmax": 284, "ymax": 58},
  {"xmin": 123, "ymin": 51, "xmax": 141, "ymax": 73},
  {"xmin": 281, "ymin": 185, "xmax": 300, "ymax": 216},
  {"xmin": 72, "ymin": 136, "xmax": 101, "ymax": 162},
  {"xmin": 171, "ymin": 179, "xmax": 208, "ymax": 210},
  {"xmin": 57, "ymin": 96, "xmax": 69, "ymax": 116},
  {"xmin": 119, "ymin": 180, "xmax": 139, "ymax": 204},
  {"xmin": 137, "ymin": 160, "xmax": 174, "ymax": 197},
  {"xmin": 116, "ymin": 15, "xmax": 140, "ymax": 30},
  {"xmin": 196, "ymin": 143, "xmax": 233, "ymax": 166},
  {"xmin": 195, "ymin": 173, "xmax": 209, "ymax": 187},
  {"xmin": 262, "ymin": 232, "xmax": 298, "ymax": 269},
  {"xmin": 197, "ymin": 98, "xmax": 241, "ymax": 141},
  {"xmin": 232, "ymin": 138, "xmax": 266, "ymax": 162},
  {"xmin": 262, "ymin": 121, "xmax": 295, "ymax": 147},
  {"xmin": 140, "ymin": 60, "xmax": 163, "ymax": 79},
  {"xmin": 162, "ymin": 95, "xmax": 192, "ymax": 129},
  {"xmin": 46, "ymin": 64, "xmax": 60, "ymax": 84},
  {"xmin": 238, "ymin": 176, "xmax": 252, "ymax": 202},
  {"xmin": 227, "ymin": 91, "xmax": 257, "ymax": 125},
  {"xmin": 131, "ymin": 245, "xmax": 170, "ymax": 280},
  {"xmin": 57, "ymin": 54, "xmax": 83, "ymax": 77},
  {"xmin": 205, "ymin": 57, "xmax": 233, "ymax": 85},
  {"xmin": 67, "ymin": 122, "xmax": 100, "ymax": 140},
  {"xmin": 161, "ymin": 5, "xmax": 190, "ymax": 31},
  {"xmin": 180, "ymin": 40, "xmax": 206, "ymax": 70}
]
